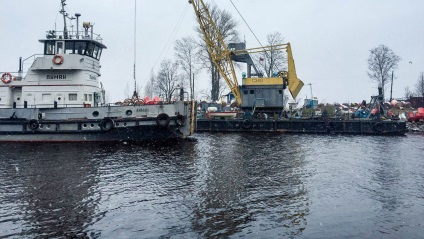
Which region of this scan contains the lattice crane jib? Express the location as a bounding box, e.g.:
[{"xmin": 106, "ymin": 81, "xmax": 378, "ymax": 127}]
[{"xmin": 189, "ymin": 0, "xmax": 242, "ymax": 104}]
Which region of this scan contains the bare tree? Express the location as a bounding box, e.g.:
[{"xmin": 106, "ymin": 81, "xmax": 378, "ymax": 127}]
[
  {"xmin": 198, "ymin": 88, "xmax": 211, "ymax": 101},
  {"xmin": 255, "ymin": 32, "xmax": 287, "ymax": 77},
  {"xmin": 156, "ymin": 59, "xmax": 180, "ymax": 102},
  {"xmin": 404, "ymin": 86, "xmax": 413, "ymax": 100},
  {"xmin": 415, "ymin": 72, "xmax": 424, "ymax": 98},
  {"xmin": 195, "ymin": 2, "xmax": 239, "ymax": 101},
  {"xmin": 175, "ymin": 36, "xmax": 199, "ymax": 100},
  {"xmin": 218, "ymin": 77, "xmax": 230, "ymax": 97},
  {"xmin": 144, "ymin": 69, "xmax": 156, "ymax": 98},
  {"xmin": 367, "ymin": 45, "xmax": 401, "ymax": 99}
]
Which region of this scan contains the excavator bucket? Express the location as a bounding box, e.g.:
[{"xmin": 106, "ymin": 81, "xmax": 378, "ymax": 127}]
[
  {"xmin": 288, "ymin": 77, "xmax": 304, "ymax": 99},
  {"xmin": 286, "ymin": 43, "xmax": 304, "ymax": 99}
]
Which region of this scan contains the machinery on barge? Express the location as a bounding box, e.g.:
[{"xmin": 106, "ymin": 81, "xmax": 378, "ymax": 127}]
[
  {"xmin": 190, "ymin": 0, "xmax": 406, "ymax": 135},
  {"xmin": 189, "ymin": 0, "xmax": 303, "ymax": 117},
  {"xmin": 0, "ymin": 1, "xmax": 195, "ymax": 142},
  {"xmin": 196, "ymin": 87, "xmax": 407, "ymax": 135}
]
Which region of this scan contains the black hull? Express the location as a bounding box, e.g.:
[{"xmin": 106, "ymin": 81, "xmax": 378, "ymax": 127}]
[
  {"xmin": 0, "ymin": 118, "xmax": 187, "ymax": 142},
  {"xmin": 196, "ymin": 119, "xmax": 407, "ymax": 136}
]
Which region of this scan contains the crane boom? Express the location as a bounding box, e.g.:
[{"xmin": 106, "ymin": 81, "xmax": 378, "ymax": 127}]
[
  {"xmin": 189, "ymin": 0, "xmax": 242, "ymax": 104},
  {"xmin": 189, "ymin": 0, "xmax": 304, "ymax": 104}
]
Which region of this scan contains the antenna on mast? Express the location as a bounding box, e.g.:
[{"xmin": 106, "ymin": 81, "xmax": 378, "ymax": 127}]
[
  {"xmin": 75, "ymin": 13, "xmax": 81, "ymax": 39},
  {"xmin": 307, "ymin": 83, "xmax": 313, "ymax": 99},
  {"xmin": 60, "ymin": 0, "xmax": 69, "ymax": 39},
  {"xmin": 59, "ymin": 0, "xmax": 77, "ymax": 39}
]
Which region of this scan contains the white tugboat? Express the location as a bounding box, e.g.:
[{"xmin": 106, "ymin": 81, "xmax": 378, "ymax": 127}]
[{"xmin": 0, "ymin": 1, "xmax": 195, "ymax": 142}]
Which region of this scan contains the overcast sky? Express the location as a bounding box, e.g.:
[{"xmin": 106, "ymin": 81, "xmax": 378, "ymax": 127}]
[{"xmin": 1, "ymin": 0, "xmax": 423, "ymax": 104}]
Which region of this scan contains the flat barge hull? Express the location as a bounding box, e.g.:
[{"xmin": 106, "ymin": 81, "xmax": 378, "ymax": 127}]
[
  {"xmin": 0, "ymin": 101, "xmax": 195, "ymax": 142},
  {"xmin": 196, "ymin": 119, "xmax": 407, "ymax": 135}
]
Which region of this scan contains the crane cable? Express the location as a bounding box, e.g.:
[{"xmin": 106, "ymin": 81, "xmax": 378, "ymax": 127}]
[
  {"xmin": 152, "ymin": 5, "xmax": 189, "ymax": 70},
  {"xmin": 228, "ymin": 0, "xmax": 271, "ymax": 60},
  {"xmin": 134, "ymin": 0, "xmax": 137, "ymax": 95}
]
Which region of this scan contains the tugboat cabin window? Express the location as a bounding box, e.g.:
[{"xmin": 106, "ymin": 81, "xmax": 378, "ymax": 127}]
[
  {"xmin": 65, "ymin": 41, "xmax": 75, "ymax": 54},
  {"xmin": 56, "ymin": 41, "xmax": 64, "ymax": 54},
  {"xmin": 96, "ymin": 48, "xmax": 103, "ymax": 60},
  {"xmin": 93, "ymin": 45, "xmax": 100, "ymax": 59},
  {"xmin": 69, "ymin": 94, "xmax": 77, "ymax": 101},
  {"xmin": 86, "ymin": 42, "xmax": 95, "ymax": 57},
  {"xmin": 75, "ymin": 42, "xmax": 87, "ymax": 55},
  {"xmin": 45, "ymin": 41, "xmax": 55, "ymax": 55},
  {"xmin": 44, "ymin": 40, "xmax": 103, "ymax": 59}
]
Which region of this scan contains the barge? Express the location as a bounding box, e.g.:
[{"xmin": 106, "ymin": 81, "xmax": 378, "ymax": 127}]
[{"xmin": 196, "ymin": 118, "xmax": 407, "ymax": 135}]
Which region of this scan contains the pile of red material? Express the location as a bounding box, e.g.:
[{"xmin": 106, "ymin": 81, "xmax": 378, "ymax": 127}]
[
  {"xmin": 144, "ymin": 96, "xmax": 161, "ymax": 105},
  {"xmin": 407, "ymin": 107, "xmax": 424, "ymax": 122}
]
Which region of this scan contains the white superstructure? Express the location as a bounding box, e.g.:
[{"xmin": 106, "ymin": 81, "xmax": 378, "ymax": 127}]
[{"xmin": 0, "ymin": 22, "xmax": 106, "ymax": 109}]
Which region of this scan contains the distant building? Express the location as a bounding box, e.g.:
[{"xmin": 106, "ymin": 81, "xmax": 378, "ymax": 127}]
[
  {"xmin": 409, "ymin": 97, "xmax": 424, "ymax": 108},
  {"xmin": 304, "ymin": 98, "xmax": 318, "ymax": 109},
  {"xmin": 223, "ymin": 91, "xmax": 235, "ymax": 105}
]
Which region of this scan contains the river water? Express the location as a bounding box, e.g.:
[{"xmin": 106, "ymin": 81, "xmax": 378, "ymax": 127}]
[{"xmin": 0, "ymin": 133, "xmax": 423, "ymax": 238}]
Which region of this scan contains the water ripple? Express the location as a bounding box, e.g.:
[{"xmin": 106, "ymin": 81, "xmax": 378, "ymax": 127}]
[{"xmin": 0, "ymin": 134, "xmax": 423, "ymax": 238}]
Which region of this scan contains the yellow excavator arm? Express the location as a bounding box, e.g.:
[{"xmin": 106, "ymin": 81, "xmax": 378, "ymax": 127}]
[
  {"xmin": 189, "ymin": 0, "xmax": 242, "ymax": 104},
  {"xmin": 285, "ymin": 43, "xmax": 304, "ymax": 99}
]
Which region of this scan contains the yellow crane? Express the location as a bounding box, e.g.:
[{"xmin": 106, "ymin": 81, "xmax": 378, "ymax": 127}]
[{"xmin": 189, "ymin": 0, "xmax": 304, "ymax": 106}]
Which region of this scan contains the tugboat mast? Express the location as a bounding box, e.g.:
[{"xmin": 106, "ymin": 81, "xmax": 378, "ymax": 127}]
[{"xmin": 60, "ymin": 0, "xmax": 69, "ymax": 39}]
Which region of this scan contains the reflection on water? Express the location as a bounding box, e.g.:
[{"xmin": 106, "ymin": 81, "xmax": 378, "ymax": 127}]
[
  {"xmin": 0, "ymin": 143, "xmax": 122, "ymax": 238},
  {"xmin": 371, "ymin": 139, "xmax": 403, "ymax": 212},
  {"xmin": 191, "ymin": 133, "xmax": 308, "ymax": 238},
  {"xmin": 0, "ymin": 134, "xmax": 423, "ymax": 238}
]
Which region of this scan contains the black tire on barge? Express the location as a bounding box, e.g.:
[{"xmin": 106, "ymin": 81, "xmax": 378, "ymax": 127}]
[
  {"xmin": 100, "ymin": 118, "xmax": 114, "ymax": 131},
  {"xmin": 28, "ymin": 119, "xmax": 39, "ymax": 130},
  {"xmin": 242, "ymin": 119, "xmax": 252, "ymax": 129},
  {"xmin": 156, "ymin": 113, "xmax": 170, "ymax": 128}
]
